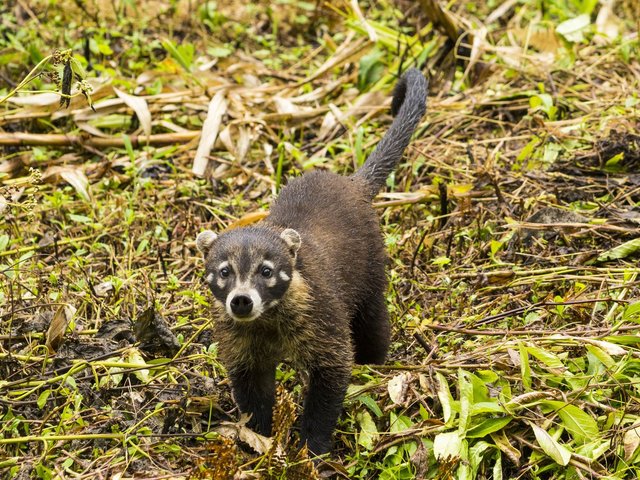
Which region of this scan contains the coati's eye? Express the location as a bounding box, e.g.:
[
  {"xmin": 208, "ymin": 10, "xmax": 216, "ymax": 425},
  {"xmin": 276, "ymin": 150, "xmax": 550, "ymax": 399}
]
[
  {"xmin": 219, "ymin": 267, "xmax": 230, "ymax": 278},
  {"xmin": 260, "ymin": 266, "xmax": 273, "ymax": 278}
]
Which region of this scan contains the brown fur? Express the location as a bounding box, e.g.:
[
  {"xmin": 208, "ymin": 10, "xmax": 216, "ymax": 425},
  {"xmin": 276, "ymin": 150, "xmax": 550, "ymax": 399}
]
[{"xmin": 197, "ymin": 69, "xmax": 428, "ymax": 455}]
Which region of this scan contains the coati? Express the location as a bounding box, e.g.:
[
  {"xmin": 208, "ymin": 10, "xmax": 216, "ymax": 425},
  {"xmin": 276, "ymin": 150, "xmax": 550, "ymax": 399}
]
[{"xmin": 196, "ymin": 68, "xmax": 428, "ymax": 455}]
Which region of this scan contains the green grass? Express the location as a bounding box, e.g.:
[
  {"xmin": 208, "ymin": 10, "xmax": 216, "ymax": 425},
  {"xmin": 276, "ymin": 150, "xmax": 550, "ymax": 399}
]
[{"xmin": 1, "ymin": 0, "xmax": 640, "ymax": 478}]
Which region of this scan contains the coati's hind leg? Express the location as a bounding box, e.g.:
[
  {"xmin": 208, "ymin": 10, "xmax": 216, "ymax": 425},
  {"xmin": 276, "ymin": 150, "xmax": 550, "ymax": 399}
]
[{"xmin": 352, "ymin": 293, "xmax": 391, "ymax": 365}]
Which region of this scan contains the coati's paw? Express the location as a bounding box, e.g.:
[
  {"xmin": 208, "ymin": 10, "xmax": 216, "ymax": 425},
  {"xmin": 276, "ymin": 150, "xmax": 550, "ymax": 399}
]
[{"xmin": 304, "ymin": 435, "xmax": 332, "ymax": 457}]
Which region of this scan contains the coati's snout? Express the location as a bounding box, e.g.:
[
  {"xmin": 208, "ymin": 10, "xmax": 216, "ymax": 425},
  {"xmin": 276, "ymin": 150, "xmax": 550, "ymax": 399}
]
[
  {"xmin": 196, "ymin": 227, "xmax": 301, "ymax": 322},
  {"xmin": 229, "ymin": 294, "xmax": 253, "ymax": 316}
]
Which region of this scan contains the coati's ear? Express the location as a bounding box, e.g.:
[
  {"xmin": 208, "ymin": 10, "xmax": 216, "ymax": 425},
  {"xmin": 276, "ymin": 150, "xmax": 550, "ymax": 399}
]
[
  {"xmin": 280, "ymin": 228, "xmax": 301, "ymax": 256},
  {"xmin": 196, "ymin": 230, "xmax": 218, "ymax": 256}
]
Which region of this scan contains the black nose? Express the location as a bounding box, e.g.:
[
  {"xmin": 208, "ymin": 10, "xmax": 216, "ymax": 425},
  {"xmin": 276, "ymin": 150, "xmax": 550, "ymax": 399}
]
[{"xmin": 230, "ymin": 295, "xmax": 253, "ymax": 316}]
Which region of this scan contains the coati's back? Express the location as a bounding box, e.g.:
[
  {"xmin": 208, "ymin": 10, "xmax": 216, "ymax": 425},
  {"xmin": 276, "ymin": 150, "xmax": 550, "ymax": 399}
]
[
  {"xmin": 266, "ymin": 68, "xmax": 428, "ymax": 318},
  {"xmin": 196, "ymin": 68, "xmax": 428, "ymax": 455},
  {"xmin": 266, "ymin": 171, "xmax": 385, "ymax": 314}
]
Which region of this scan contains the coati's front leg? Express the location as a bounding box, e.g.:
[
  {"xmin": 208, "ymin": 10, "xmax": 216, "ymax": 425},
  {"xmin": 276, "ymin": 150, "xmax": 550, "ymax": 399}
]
[
  {"xmin": 300, "ymin": 363, "xmax": 351, "ymax": 455},
  {"xmin": 228, "ymin": 362, "xmax": 277, "ymax": 436}
]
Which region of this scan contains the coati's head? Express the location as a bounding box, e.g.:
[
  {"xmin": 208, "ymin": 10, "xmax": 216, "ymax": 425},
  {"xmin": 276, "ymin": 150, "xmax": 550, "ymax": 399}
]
[{"xmin": 196, "ymin": 227, "xmax": 301, "ymax": 322}]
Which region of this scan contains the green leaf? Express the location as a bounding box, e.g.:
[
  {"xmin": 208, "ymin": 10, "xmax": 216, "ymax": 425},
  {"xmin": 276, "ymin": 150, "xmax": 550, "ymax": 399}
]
[
  {"xmin": 37, "ymin": 389, "xmax": 51, "ymax": 409},
  {"xmin": 622, "ymin": 301, "xmax": 640, "ymax": 322},
  {"xmin": 470, "ymin": 402, "xmax": 506, "ymax": 415},
  {"xmin": 127, "ymin": 348, "xmax": 150, "ymax": 383},
  {"xmin": 530, "ymin": 423, "xmax": 572, "ymax": 466},
  {"xmin": 358, "ymin": 394, "xmax": 383, "ymax": 418},
  {"xmin": 516, "ymin": 136, "xmax": 539, "ymax": 164},
  {"xmin": 357, "ymin": 410, "xmax": 378, "ymax": 450},
  {"xmin": 437, "ymin": 372, "xmax": 455, "ymax": 424},
  {"xmin": 458, "ymin": 370, "xmax": 473, "ymax": 435},
  {"xmin": 490, "ymin": 239, "xmax": 503, "ymax": 256},
  {"xmin": 585, "ymin": 344, "xmax": 616, "ymax": 368},
  {"xmin": 602, "ymin": 335, "xmax": 640, "ymax": 346},
  {"xmin": 68, "ymin": 214, "xmax": 93, "ymax": 224},
  {"xmin": 604, "ymin": 152, "xmax": 624, "ymax": 171},
  {"xmin": 519, "ymin": 343, "xmax": 531, "ymax": 390},
  {"xmin": 469, "ymin": 441, "xmax": 492, "ymax": 476},
  {"xmin": 0, "ymin": 234, "xmax": 9, "ymax": 251},
  {"xmin": 476, "ymin": 370, "xmax": 499, "ymax": 384},
  {"xmin": 97, "ymin": 42, "xmax": 113, "ymax": 55},
  {"xmin": 597, "ymin": 238, "xmax": 640, "ymax": 263},
  {"xmin": 419, "ymin": 403, "xmax": 430, "ymax": 421},
  {"xmin": 556, "ymin": 14, "xmax": 591, "ymax": 43},
  {"xmin": 432, "ymin": 256, "xmax": 451, "ymax": 266},
  {"xmin": 529, "ymin": 93, "xmax": 553, "ymax": 111},
  {"xmin": 357, "ymin": 50, "xmax": 384, "ymax": 91},
  {"xmin": 467, "ymin": 417, "xmax": 513, "ymax": 438},
  {"xmin": 526, "ymin": 345, "xmax": 565, "ymax": 371},
  {"xmin": 493, "ymin": 452, "xmax": 503, "ymax": 480},
  {"xmin": 161, "ymin": 38, "xmax": 192, "ymax": 71},
  {"xmin": 434, "ymin": 431, "xmax": 463, "ymax": 460},
  {"xmin": 574, "ymin": 438, "xmax": 610, "ymax": 460},
  {"xmin": 389, "ymin": 411, "xmax": 413, "ymax": 434},
  {"xmin": 541, "ymin": 401, "xmax": 599, "ymax": 443},
  {"xmin": 136, "ymin": 238, "xmax": 149, "ymax": 255},
  {"xmin": 207, "ymin": 46, "xmax": 232, "ymax": 58}
]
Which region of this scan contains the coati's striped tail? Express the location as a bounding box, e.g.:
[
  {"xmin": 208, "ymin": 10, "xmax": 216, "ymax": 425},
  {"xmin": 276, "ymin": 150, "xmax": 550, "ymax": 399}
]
[{"xmin": 353, "ymin": 68, "xmax": 428, "ymax": 200}]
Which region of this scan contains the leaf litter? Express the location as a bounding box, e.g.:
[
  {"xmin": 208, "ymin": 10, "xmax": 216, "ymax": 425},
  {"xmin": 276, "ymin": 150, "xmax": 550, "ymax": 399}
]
[{"xmin": 1, "ymin": 0, "xmax": 640, "ymax": 479}]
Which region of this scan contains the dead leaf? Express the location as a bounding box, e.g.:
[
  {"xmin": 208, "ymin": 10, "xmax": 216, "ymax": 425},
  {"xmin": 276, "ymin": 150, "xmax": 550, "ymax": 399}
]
[
  {"xmin": 491, "ymin": 429, "xmax": 521, "ymax": 465},
  {"xmin": 42, "ymin": 165, "xmax": 91, "ymax": 201},
  {"xmin": 114, "ymin": 88, "xmax": 152, "ymax": 137},
  {"xmin": 76, "ymin": 121, "xmax": 110, "ymax": 137},
  {"xmin": 227, "ymin": 211, "xmax": 270, "ymax": 230},
  {"xmin": 388, "ymin": 373, "xmax": 411, "ymax": 405},
  {"xmin": 624, "ymin": 423, "xmax": 640, "ymax": 461},
  {"xmin": 350, "ymin": 0, "xmax": 377, "ymax": 42},
  {"xmin": 193, "ymin": 91, "xmax": 227, "ymax": 176},
  {"xmin": 133, "ymin": 306, "xmax": 181, "ymax": 356},
  {"xmin": 7, "ymin": 92, "xmax": 60, "ymax": 107},
  {"xmin": 0, "ymin": 187, "xmax": 25, "ymax": 215},
  {"xmin": 46, "ymin": 305, "xmax": 76, "ymax": 354},
  {"xmin": 95, "ymin": 281, "xmax": 115, "ymax": 297},
  {"xmin": 318, "ymin": 110, "xmax": 337, "ymax": 139},
  {"xmin": 218, "ymin": 124, "xmax": 252, "ymax": 162},
  {"xmin": 595, "ymin": 0, "xmax": 621, "ymax": 43},
  {"xmin": 507, "ymin": 348, "xmax": 521, "ymax": 367},
  {"xmin": 273, "ymin": 97, "xmax": 296, "ymax": 114},
  {"xmin": 0, "ymin": 157, "xmax": 25, "ymax": 175},
  {"xmin": 215, "ymin": 420, "xmax": 273, "ymax": 454},
  {"xmin": 580, "ymin": 338, "xmax": 628, "ymax": 356},
  {"xmin": 513, "ymin": 26, "xmax": 561, "ymax": 53}
]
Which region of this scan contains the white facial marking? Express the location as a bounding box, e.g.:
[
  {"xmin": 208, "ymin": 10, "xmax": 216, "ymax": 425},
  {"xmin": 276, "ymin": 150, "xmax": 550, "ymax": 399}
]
[
  {"xmin": 216, "ymin": 278, "xmax": 226, "ymax": 289},
  {"xmin": 218, "ymin": 261, "xmax": 229, "ymax": 271},
  {"xmin": 266, "ymin": 277, "xmax": 277, "ymax": 288},
  {"xmin": 279, "ymin": 271, "xmax": 290, "ymax": 282},
  {"xmin": 225, "ymin": 281, "xmax": 264, "ymax": 322},
  {"xmin": 263, "ymin": 260, "xmax": 274, "ymax": 269},
  {"xmin": 206, "ymin": 273, "xmax": 214, "ymax": 284}
]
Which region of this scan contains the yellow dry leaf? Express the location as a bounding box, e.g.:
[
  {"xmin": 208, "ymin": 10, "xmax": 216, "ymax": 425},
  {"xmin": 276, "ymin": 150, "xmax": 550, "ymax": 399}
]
[
  {"xmin": 227, "ymin": 211, "xmax": 269, "ymax": 230},
  {"xmin": 193, "ymin": 91, "xmax": 227, "ymax": 176},
  {"xmin": 114, "ymin": 88, "xmax": 152, "ymax": 137},
  {"xmin": 46, "ymin": 305, "xmax": 75, "ymax": 354}
]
